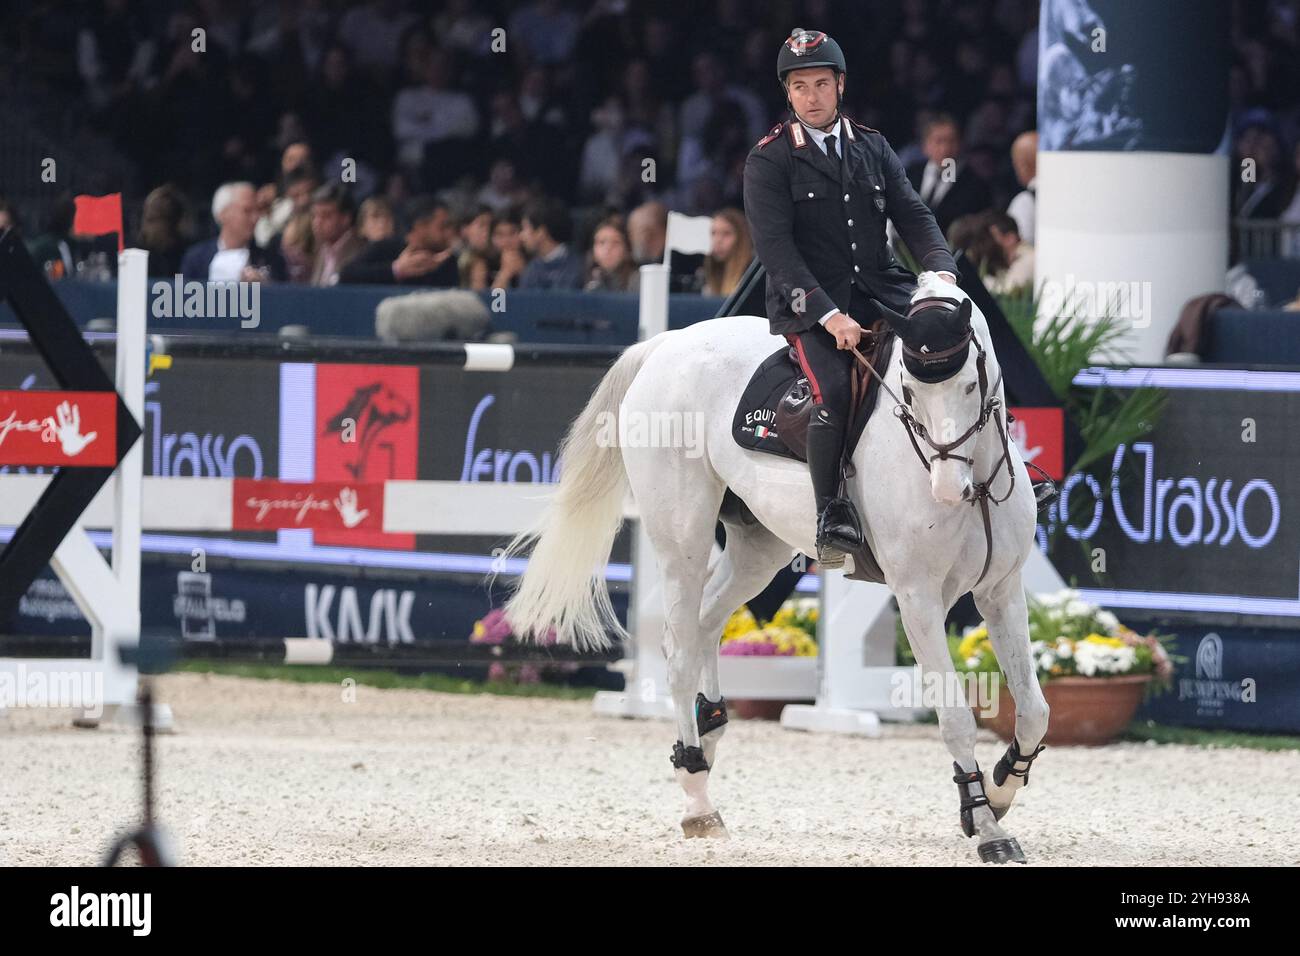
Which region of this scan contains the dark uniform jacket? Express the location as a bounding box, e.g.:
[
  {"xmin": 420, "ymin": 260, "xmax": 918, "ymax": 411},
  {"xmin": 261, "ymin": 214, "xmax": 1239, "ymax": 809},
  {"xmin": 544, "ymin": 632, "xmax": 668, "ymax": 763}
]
[{"xmin": 743, "ymin": 114, "xmax": 959, "ymax": 335}]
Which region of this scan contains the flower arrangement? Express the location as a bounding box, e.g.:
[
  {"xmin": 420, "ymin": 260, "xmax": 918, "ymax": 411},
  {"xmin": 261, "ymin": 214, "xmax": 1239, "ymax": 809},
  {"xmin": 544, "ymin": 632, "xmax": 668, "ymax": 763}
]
[
  {"xmin": 951, "ymin": 589, "xmax": 1175, "ymax": 690},
  {"xmin": 719, "ymin": 598, "xmax": 818, "ymax": 657},
  {"xmin": 469, "ymin": 608, "xmax": 570, "ymax": 684}
]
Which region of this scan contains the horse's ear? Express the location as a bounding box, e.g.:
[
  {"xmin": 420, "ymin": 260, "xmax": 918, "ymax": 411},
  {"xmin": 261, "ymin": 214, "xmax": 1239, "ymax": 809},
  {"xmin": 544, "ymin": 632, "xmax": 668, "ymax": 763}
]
[
  {"xmin": 955, "ymin": 298, "xmax": 972, "ymax": 327},
  {"xmin": 877, "ymin": 303, "xmax": 909, "ymax": 335}
]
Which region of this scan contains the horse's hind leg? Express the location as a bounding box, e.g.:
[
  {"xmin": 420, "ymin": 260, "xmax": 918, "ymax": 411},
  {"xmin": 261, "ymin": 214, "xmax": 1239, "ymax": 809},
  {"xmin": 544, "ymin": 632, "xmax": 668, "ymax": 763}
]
[
  {"xmin": 695, "ymin": 517, "xmax": 799, "ymax": 770},
  {"xmin": 973, "ymin": 571, "xmax": 1049, "ymax": 822},
  {"xmin": 897, "ymin": 588, "xmax": 1027, "ymax": 864},
  {"xmin": 625, "ymin": 453, "xmax": 728, "ymax": 838}
]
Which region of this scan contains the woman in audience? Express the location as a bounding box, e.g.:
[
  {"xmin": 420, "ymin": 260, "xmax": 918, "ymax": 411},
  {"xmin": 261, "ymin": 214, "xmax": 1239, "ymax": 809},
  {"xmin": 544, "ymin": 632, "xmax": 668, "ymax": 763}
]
[
  {"xmin": 584, "ymin": 215, "xmax": 639, "ymax": 292},
  {"xmin": 699, "ymin": 207, "xmax": 752, "ymax": 296}
]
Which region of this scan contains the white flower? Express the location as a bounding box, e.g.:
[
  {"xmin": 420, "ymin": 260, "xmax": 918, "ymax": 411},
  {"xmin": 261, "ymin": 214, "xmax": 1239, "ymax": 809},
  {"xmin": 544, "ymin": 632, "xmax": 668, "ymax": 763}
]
[
  {"xmin": 1055, "ymin": 641, "xmax": 1073, "ymax": 659},
  {"xmin": 1030, "ymin": 640, "xmax": 1048, "ymax": 653},
  {"xmin": 1065, "ymin": 599, "xmax": 1093, "ymax": 619},
  {"xmin": 1096, "ymin": 610, "xmax": 1120, "ymax": 633},
  {"xmin": 1040, "ymin": 588, "xmax": 1078, "ymax": 608},
  {"xmin": 1074, "ymin": 641, "xmax": 1137, "ymax": 676},
  {"xmin": 1040, "ymin": 652, "xmax": 1056, "ymax": 670}
]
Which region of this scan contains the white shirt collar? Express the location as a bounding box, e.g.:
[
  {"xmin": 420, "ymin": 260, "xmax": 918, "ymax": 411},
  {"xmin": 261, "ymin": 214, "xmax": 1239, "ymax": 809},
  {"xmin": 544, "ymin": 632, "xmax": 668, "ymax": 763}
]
[{"xmin": 799, "ymin": 116, "xmax": 844, "ymax": 156}]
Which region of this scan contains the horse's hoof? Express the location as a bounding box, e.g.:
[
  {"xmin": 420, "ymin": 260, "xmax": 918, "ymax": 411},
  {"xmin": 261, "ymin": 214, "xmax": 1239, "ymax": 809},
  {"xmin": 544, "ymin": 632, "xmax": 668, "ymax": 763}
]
[
  {"xmin": 977, "ymin": 837, "xmax": 1026, "ymax": 864},
  {"xmin": 681, "ymin": 811, "xmax": 729, "ymax": 839}
]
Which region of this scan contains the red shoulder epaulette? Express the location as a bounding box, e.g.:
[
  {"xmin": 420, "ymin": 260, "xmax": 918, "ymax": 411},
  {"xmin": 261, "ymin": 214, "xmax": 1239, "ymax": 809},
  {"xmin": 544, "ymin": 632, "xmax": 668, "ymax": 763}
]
[{"xmin": 756, "ymin": 122, "xmax": 783, "ymax": 148}]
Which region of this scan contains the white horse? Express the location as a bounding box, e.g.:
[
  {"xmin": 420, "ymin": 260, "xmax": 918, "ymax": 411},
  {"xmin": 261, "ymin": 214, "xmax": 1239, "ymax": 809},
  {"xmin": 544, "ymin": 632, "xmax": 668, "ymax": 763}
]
[{"xmin": 498, "ymin": 273, "xmax": 1049, "ymax": 863}]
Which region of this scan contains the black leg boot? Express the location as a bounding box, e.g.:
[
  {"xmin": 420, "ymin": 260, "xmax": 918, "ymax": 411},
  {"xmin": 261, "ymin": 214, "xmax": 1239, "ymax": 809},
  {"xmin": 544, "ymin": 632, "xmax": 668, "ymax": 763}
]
[{"xmin": 806, "ymin": 403, "xmax": 863, "ymax": 568}]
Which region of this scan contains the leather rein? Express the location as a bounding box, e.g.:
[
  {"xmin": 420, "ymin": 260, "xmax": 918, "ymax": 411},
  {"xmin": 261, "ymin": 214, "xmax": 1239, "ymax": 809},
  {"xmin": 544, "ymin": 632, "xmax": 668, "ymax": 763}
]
[{"xmin": 847, "ymin": 321, "xmax": 1015, "ymax": 588}]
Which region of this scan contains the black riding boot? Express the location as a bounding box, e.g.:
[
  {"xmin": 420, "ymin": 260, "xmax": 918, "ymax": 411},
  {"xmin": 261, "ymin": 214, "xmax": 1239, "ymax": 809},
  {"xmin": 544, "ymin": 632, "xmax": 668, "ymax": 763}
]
[{"xmin": 806, "ymin": 403, "xmax": 863, "ymax": 568}]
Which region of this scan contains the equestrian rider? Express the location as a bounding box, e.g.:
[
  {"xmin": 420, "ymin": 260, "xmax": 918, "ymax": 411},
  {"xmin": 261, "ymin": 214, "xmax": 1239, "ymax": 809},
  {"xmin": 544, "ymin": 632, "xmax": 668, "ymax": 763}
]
[{"xmin": 743, "ymin": 28, "xmax": 961, "ymax": 567}]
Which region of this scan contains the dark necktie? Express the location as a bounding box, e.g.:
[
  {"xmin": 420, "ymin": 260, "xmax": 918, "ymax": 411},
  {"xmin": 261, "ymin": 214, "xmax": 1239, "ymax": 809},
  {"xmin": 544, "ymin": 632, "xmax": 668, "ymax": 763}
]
[{"xmin": 824, "ymin": 132, "xmax": 838, "ymax": 161}]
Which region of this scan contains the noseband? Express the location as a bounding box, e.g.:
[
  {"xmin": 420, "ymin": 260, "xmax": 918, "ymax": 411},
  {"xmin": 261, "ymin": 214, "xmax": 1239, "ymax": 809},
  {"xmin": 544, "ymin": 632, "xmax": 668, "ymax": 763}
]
[{"xmin": 849, "ymin": 305, "xmax": 1017, "ymax": 588}]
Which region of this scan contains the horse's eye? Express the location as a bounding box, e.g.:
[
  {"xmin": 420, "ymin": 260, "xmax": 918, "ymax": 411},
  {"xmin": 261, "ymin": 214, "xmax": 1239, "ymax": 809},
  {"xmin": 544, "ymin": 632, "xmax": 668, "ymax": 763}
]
[{"xmin": 964, "ymin": 381, "xmax": 978, "ymax": 394}]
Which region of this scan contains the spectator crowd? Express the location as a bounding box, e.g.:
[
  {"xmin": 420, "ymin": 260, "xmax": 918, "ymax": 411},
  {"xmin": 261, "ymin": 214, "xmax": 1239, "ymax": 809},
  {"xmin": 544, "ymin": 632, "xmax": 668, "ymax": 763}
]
[{"xmin": 1, "ymin": 0, "xmax": 1298, "ymax": 300}]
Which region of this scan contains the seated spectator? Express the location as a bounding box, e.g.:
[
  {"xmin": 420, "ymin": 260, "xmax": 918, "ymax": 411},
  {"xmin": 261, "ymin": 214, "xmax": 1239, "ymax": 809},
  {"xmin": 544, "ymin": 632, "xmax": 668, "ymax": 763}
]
[
  {"xmin": 983, "ymin": 212, "xmax": 1035, "ymax": 295},
  {"xmin": 26, "ymin": 193, "xmax": 77, "ymax": 279},
  {"xmin": 392, "ymin": 47, "xmax": 478, "ymax": 171},
  {"xmin": 180, "ymin": 182, "xmax": 286, "ymax": 281},
  {"xmin": 518, "ymin": 197, "xmax": 584, "ymax": 290},
  {"xmin": 309, "ymin": 184, "xmax": 365, "ymax": 287},
  {"xmin": 1006, "ymin": 131, "xmax": 1038, "ymax": 246},
  {"xmin": 488, "ymin": 209, "xmax": 527, "ymax": 290},
  {"xmin": 1278, "ymin": 141, "xmax": 1300, "ymax": 258},
  {"xmin": 627, "ymin": 200, "xmax": 667, "ymax": 264},
  {"xmin": 628, "ymin": 199, "xmax": 702, "ymax": 292},
  {"xmin": 358, "ymin": 196, "xmax": 396, "ymax": 243},
  {"xmin": 254, "ymin": 143, "xmax": 316, "ymax": 247},
  {"xmin": 136, "ymin": 185, "xmax": 190, "ymax": 278},
  {"xmin": 698, "ymin": 207, "xmax": 752, "ymax": 296},
  {"xmin": 584, "ymin": 216, "xmax": 638, "ymax": 293},
  {"xmin": 476, "ymin": 158, "xmax": 529, "ymax": 213},
  {"xmin": 906, "ymin": 113, "xmax": 992, "ymax": 235},
  {"xmin": 458, "ymin": 205, "xmax": 495, "ymax": 290},
  {"xmin": 280, "ymin": 211, "xmax": 316, "ymax": 283},
  {"xmin": 0, "ymin": 196, "xmax": 22, "ymax": 235},
  {"xmin": 262, "ymin": 166, "xmax": 321, "ymax": 252},
  {"xmin": 339, "ymin": 196, "xmax": 459, "ymax": 287}
]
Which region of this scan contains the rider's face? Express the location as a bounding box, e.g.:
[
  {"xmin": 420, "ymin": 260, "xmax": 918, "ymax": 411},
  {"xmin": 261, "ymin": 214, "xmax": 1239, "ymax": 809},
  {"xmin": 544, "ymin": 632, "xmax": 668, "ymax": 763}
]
[{"xmin": 785, "ymin": 67, "xmax": 842, "ymax": 127}]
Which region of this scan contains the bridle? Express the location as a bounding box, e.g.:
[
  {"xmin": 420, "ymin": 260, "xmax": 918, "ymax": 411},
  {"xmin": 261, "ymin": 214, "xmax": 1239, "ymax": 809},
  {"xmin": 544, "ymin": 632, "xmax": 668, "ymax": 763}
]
[{"xmin": 848, "ymin": 303, "xmax": 1017, "ymax": 587}]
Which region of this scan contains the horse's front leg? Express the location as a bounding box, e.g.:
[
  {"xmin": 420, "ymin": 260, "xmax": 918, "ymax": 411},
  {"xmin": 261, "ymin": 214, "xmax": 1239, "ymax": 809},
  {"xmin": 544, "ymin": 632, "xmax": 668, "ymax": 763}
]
[
  {"xmin": 973, "ymin": 571, "xmax": 1049, "ymax": 821},
  {"xmin": 897, "ymin": 587, "xmax": 1027, "ymax": 864}
]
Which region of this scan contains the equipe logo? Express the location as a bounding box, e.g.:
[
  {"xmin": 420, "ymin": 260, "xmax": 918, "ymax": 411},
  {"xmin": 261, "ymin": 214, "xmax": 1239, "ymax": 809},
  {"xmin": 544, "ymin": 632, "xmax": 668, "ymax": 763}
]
[
  {"xmin": 1007, "ymin": 406, "xmax": 1064, "ymax": 480},
  {"xmin": 231, "ymin": 480, "xmax": 383, "ymax": 531},
  {"xmin": 0, "ymin": 392, "xmax": 116, "ymax": 466},
  {"xmin": 1055, "ymin": 441, "xmax": 1281, "ymax": 548}
]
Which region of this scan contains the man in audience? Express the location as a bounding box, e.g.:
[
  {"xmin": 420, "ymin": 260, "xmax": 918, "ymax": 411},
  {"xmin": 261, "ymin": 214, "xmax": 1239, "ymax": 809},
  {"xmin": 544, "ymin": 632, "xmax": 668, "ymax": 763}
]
[
  {"xmin": 309, "ymin": 184, "xmax": 366, "ymax": 287},
  {"xmin": 906, "ymin": 113, "xmax": 992, "ymax": 235},
  {"xmin": 181, "ymin": 181, "xmax": 286, "ymax": 281},
  {"xmin": 627, "ymin": 201, "xmax": 667, "ymax": 265},
  {"xmin": 627, "ymin": 199, "xmax": 703, "ymax": 292},
  {"xmin": 518, "ymin": 197, "xmax": 584, "ymax": 290},
  {"xmin": 340, "ymin": 196, "xmax": 459, "ymax": 286},
  {"xmin": 1006, "ymin": 130, "xmax": 1038, "ymax": 246}
]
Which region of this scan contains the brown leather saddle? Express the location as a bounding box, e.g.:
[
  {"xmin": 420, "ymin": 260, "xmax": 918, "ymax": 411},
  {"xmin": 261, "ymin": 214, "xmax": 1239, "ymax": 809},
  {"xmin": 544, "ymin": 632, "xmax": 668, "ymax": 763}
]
[{"xmin": 725, "ymin": 319, "xmax": 897, "ymax": 583}]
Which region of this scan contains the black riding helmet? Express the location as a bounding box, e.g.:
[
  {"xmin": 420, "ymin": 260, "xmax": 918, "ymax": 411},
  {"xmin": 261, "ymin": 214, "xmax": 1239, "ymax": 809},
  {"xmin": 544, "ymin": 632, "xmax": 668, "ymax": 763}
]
[
  {"xmin": 776, "ymin": 29, "xmax": 847, "ymax": 122},
  {"xmin": 776, "ymin": 28, "xmax": 846, "ymax": 81}
]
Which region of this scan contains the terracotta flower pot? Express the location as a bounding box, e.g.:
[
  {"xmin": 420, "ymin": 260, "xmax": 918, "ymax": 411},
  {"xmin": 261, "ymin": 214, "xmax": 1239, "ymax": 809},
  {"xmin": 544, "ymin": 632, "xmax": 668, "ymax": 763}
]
[
  {"xmin": 728, "ymin": 698, "xmax": 813, "ymax": 720},
  {"xmin": 974, "ymin": 674, "xmax": 1152, "ymax": 746}
]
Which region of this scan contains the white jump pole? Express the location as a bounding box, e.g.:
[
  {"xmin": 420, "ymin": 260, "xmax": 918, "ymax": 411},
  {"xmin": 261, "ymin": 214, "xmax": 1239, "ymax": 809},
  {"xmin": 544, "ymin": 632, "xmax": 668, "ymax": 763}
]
[{"xmin": 593, "ymin": 264, "xmax": 675, "ymax": 718}]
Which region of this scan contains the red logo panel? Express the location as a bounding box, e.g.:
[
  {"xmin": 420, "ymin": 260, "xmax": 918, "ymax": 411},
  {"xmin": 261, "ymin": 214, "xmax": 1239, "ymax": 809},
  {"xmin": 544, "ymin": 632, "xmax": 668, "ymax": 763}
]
[
  {"xmin": 0, "ymin": 391, "xmax": 118, "ymax": 467},
  {"xmin": 314, "ymin": 365, "xmax": 419, "ymax": 548},
  {"xmin": 1007, "ymin": 406, "xmax": 1064, "ymax": 480},
  {"xmin": 232, "ymin": 479, "xmax": 385, "ymax": 531}
]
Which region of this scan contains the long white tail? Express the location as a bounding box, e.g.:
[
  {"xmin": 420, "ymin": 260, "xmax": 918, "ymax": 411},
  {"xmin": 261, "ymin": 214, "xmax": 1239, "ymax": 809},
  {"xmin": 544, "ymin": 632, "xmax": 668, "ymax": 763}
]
[{"xmin": 497, "ymin": 333, "xmax": 669, "ymax": 651}]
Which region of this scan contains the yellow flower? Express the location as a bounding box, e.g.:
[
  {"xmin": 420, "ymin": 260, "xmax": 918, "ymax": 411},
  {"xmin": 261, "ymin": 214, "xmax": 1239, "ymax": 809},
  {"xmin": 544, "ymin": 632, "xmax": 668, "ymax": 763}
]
[
  {"xmin": 1083, "ymin": 633, "xmax": 1124, "ymax": 648},
  {"xmin": 958, "ymin": 628, "xmax": 989, "ymax": 659},
  {"xmin": 722, "ymin": 607, "xmax": 759, "ymax": 642}
]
